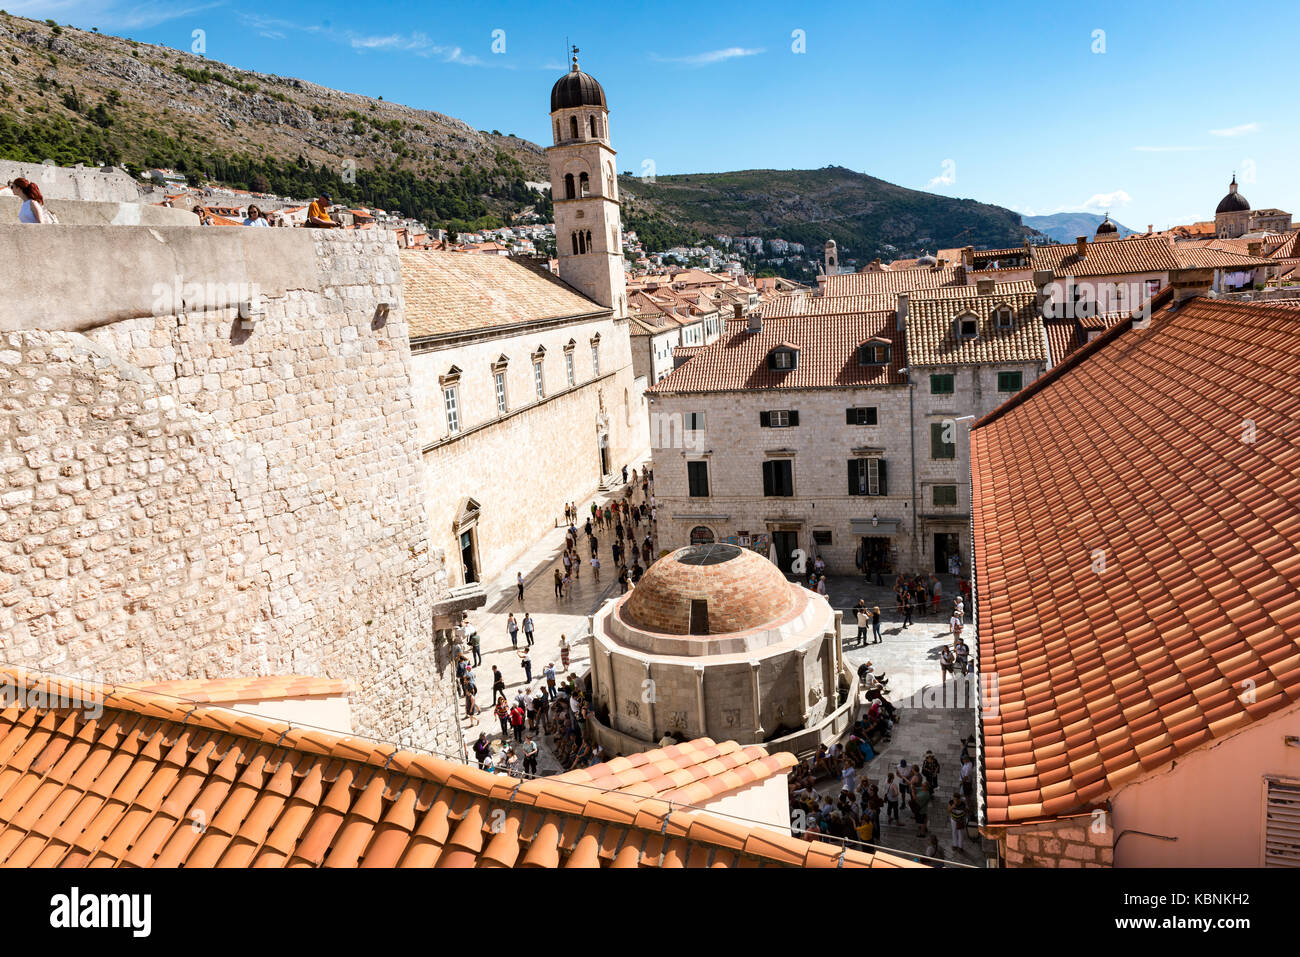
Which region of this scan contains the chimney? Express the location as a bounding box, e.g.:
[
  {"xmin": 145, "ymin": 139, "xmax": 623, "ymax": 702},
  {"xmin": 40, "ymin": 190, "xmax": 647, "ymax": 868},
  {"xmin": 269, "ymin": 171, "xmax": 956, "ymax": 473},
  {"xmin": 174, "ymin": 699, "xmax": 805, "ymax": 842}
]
[
  {"xmin": 1148, "ymin": 224, "xmax": 1154, "ymax": 235},
  {"xmin": 733, "ymin": 303, "xmax": 743, "ymax": 320},
  {"xmin": 976, "ymin": 277, "xmax": 995, "ymax": 296},
  {"xmin": 1032, "ymin": 269, "xmax": 1055, "ymax": 311},
  {"xmin": 955, "ymin": 263, "xmax": 967, "ymax": 285},
  {"xmin": 962, "ymin": 246, "xmax": 975, "ymax": 268},
  {"xmin": 896, "ymin": 293, "xmax": 909, "ymax": 332},
  {"xmin": 747, "ymin": 310, "xmax": 762, "ymax": 333},
  {"xmin": 1075, "ymin": 236, "xmax": 1087, "ymax": 258},
  {"xmin": 1248, "ymin": 240, "xmax": 1262, "ymax": 257}
]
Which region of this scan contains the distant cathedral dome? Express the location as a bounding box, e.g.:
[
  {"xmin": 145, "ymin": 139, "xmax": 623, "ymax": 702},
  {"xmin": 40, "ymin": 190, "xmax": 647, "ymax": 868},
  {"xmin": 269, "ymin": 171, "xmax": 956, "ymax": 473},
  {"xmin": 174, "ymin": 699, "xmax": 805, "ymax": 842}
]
[
  {"xmin": 916, "ymin": 250, "xmax": 937, "ymax": 266},
  {"xmin": 1216, "ymin": 175, "xmax": 1250, "ymax": 214},
  {"xmin": 1095, "ymin": 215, "xmax": 1118, "ymax": 237},
  {"xmin": 550, "ymin": 52, "xmax": 607, "ymax": 112}
]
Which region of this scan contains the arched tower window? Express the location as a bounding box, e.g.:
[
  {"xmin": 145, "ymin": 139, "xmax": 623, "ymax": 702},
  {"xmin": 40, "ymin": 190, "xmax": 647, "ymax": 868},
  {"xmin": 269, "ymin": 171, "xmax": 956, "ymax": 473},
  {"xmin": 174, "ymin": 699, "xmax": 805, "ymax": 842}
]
[
  {"xmin": 564, "ymin": 173, "xmax": 575, "ymax": 200},
  {"xmin": 579, "ymin": 172, "xmax": 590, "ymax": 197},
  {"xmin": 586, "ymin": 230, "xmax": 593, "ymax": 252},
  {"xmin": 569, "ymin": 116, "xmax": 578, "ymax": 139},
  {"xmin": 572, "ymin": 233, "xmax": 579, "ymax": 255},
  {"xmin": 589, "ymin": 115, "xmax": 597, "ymax": 137},
  {"xmin": 554, "ymin": 120, "xmax": 560, "ymax": 143}
]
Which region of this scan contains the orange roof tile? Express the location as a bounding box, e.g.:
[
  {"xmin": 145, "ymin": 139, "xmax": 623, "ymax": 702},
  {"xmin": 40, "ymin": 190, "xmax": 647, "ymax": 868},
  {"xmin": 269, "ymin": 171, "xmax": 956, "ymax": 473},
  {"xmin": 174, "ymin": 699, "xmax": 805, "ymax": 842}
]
[
  {"xmin": 0, "ymin": 668, "xmax": 919, "ymax": 868},
  {"xmin": 970, "ymin": 296, "xmax": 1300, "ymax": 825},
  {"xmin": 649, "ymin": 313, "xmax": 906, "ymax": 395},
  {"xmin": 556, "ymin": 737, "xmax": 796, "ymax": 806},
  {"xmin": 125, "ymin": 676, "xmax": 352, "ymax": 704}
]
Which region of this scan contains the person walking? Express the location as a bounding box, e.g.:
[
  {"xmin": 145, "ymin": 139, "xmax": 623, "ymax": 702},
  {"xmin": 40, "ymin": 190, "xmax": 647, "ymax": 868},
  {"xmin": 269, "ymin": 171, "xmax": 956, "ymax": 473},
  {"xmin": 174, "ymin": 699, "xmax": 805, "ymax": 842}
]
[
  {"xmin": 902, "ymin": 592, "xmax": 913, "ymax": 628},
  {"xmin": 590, "ymin": 554, "xmax": 601, "ymax": 582},
  {"xmin": 521, "ymin": 733, "xmax": 539, "ymax": 776},
  {"xmin": 884, "ymin": 773, "xmax": 901, "ymax": 824},
  {"xmin": 494, "ymin": 694, "xmax": 510, "ymax": 740},
  {"xmin": 463, "ymin": 665, "xmax": 479, "ymax": 718},
  {"xmin": 855, "ymin": 604, "xmax": 869, "ymax": 648},
  {"xmin": 871, "ymin": 605, "xmax": 882, "ymax": 644},
  {"xmin": 472, "ymin": 733, "xmax": 491, "ymax": 769},
  {"xmin": 468, "ymin": 622, "xmax": 482, "ymax": 666},
  {"xmin": 559, "ymin": 633, "xmax": 571, "ymax": 672},
  {"xmin": 516, "ymin": 571, "xmax": 525, "ymax": 603},
  {"xmin": 522, "ymin": 612, "xmax": 535, "ymax": 647},
  {"xmin": 507, "ymin": 613, "xmax": 519, "ymax": 650},
  {"xmin": 491, "ymin": 664, "xmax": 506, "ymax": 700},
  {"xmin": 554, "ymin": 567, "xmax": 563, "ymax": 599},
  {"xmin": 948, "ymin": 791, "xmax": 968, "ymax": 852},
  {"xmin": 509, "ymin": 700, "xmax": 526, "ymax": 743},
  {"xmin": 520, "ymin": 649, "xmax": 533, "ymax": 684},
  {"xmin": 544, "ymin": 662, "xmax": 558, "ymax": 700},
  {"xmin": 618, "ymin": 565, "xmax": 629, "ymax": 595}
]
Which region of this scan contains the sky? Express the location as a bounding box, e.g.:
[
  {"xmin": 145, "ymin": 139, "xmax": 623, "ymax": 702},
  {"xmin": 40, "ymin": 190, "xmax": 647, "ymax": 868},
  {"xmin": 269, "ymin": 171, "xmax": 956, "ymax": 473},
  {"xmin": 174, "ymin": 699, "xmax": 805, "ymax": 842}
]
[{"xmin": 9, "ymin": 0, "xmax": 1296, "ymax": 230}]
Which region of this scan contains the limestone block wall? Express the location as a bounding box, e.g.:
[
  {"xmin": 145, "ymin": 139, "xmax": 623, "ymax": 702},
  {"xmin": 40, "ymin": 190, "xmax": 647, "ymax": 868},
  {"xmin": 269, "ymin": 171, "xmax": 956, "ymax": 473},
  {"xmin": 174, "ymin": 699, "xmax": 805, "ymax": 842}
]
[
  {"xmin": 0, "ymin": 226, "xmax": 461, "ymax": 754},
  {"xmin": 990, "ymin": 814, "xmax": 1114, "ymax": 868}
]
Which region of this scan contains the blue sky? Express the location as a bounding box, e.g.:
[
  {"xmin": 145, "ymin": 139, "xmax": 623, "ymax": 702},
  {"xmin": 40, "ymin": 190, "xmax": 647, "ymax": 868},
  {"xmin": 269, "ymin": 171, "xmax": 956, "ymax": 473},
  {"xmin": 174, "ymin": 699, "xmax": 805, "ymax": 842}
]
[{"xmin": 10, "ymin": 0, "xmax": 1296, "ymax": 230}]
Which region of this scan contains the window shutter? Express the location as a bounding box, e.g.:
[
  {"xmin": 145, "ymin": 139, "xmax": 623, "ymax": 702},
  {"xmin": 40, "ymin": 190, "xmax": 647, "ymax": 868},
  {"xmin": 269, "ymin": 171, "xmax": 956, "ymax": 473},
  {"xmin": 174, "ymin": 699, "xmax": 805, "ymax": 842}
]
[
  {"xmin": 878, "ymin": 459, "xmax": 888, "ymax": 496},
  {"xmin": 760, "ymin": 411, "xmax": 771, "ymax": 427},
  {"xmin": 1266, "ymin": 779, "xmax": 1300, "ymax": 867},
  {"xmin": 762, "ymin": 460, "xmax": 772, "ymax": 495},
  {"xmin": 846, "ymin": 408, "xmax": 855, "ymax": 425},
  {"xmin": 788, "ymin": 410, "xmax": 799, "ymax": 426},
  {"xmin": 848, "ymin": 460, "xmax": 858, "ymax": 496}
]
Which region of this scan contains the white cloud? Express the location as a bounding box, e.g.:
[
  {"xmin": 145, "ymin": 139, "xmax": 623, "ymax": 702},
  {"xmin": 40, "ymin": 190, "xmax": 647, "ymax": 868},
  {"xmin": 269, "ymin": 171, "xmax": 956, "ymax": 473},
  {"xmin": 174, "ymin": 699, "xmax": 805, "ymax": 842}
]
[
  {"xmin": 1081, "ymin": 190, "xmax": 1132, "ymax": 211},
  {"xmin": 1209, "ymin": 122, "xmax": 1259, "ymax": 137},
  {"xmin": 651, "ymin": 47, "xmax": 764, "ymax": 66},
  {"xmin": 927, "ymin": 158, "xmax": 956, "ymax": 188},
  {"xmin": 13, "ymin": 0, "xmax": 223, "ymax": 29}
]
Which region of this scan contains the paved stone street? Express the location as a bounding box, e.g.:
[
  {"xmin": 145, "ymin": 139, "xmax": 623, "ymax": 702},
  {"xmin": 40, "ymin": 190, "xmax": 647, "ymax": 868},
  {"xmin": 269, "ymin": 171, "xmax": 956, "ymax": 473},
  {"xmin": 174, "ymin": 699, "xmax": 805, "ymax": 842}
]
[
  {"xmin": 458, "ymin": 459, "xmax": 654, "ymax": 774},
  {"xmin": 818, "ymin": 573, "xmax": 986, "ymax": 866}
]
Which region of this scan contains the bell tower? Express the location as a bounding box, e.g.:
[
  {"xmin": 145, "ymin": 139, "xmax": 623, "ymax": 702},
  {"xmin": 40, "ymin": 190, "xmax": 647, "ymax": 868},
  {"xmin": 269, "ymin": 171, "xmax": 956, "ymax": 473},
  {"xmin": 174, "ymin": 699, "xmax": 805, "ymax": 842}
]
[{"xmin": 547, "ymin": 48, "xmax": 627, "ymax": 317}]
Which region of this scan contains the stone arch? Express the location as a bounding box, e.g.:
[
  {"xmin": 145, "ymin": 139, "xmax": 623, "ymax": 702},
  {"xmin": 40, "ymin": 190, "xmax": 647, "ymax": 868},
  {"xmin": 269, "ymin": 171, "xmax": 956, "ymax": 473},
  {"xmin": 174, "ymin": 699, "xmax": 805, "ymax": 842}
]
[
  {"xmin": 563, "ymin": 173, "xmax": 575, "ymax": 200},
  {"xmin": 569, "ymin": 115, "xmax": 578, "ymax": 139}
]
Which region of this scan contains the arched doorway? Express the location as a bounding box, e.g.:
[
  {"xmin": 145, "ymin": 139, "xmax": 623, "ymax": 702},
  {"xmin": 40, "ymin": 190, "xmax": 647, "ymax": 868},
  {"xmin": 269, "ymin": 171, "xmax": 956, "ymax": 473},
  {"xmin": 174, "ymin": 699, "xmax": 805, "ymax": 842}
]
[{"xmin": 690, "ymin": 526, "xmax": 715, "ymax": 545}]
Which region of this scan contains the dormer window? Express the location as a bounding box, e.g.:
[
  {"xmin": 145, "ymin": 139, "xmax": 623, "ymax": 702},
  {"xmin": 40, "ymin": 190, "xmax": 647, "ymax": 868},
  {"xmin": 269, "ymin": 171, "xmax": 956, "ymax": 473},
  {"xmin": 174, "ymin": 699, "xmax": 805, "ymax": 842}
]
[
  {"xmin": 957, "ymin": 313, "xmax": 979, "ymax": 339},
  {"xmin": 993, "ymin": 306, "xmax": 1013, "ymax": 333},
  {"xmin": 858, "ymin": 342, "xmax": 891, "ymax": 365},
  {"xmin": 768, "ymin": 347, "xmax": 798, "ymax": 371}
]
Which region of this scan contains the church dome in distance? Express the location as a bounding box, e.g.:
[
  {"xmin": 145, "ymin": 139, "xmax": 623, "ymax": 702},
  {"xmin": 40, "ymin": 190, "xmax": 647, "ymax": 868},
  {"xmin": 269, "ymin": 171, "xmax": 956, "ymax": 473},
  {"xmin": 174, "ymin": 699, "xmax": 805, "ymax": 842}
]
[
  {"xmin": 1216, "ymin": 175, "xmax": 1250, "ymax": 214},
  {"xmin": 916, "ymin": 250, "xmax": 937, "ymax": 266},
  {"xmin": 551, "ymin": 53, "xmax": 607, "ymax": 112},
  {"xmin": 621, "ymin": 544, "xmax": 797, "ymax": 636},
  {"xmin": 1095, "ymin": 215, "xmax": 1118, "ymax": 236}
]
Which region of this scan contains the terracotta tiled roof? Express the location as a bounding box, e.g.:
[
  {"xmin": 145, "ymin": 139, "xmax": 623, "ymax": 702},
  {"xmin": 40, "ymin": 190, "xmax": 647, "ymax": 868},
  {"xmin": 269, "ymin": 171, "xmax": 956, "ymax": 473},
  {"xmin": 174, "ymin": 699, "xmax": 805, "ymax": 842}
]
[
  {"xmin": 1169, "ymin": 245, "xmax": 1274, "ymax": 270},
  {"xmin": 0, "ymin": 668, "xmax": 917, "ymax": 868},
  {"xmin": 125, "ymin": 676, "xmax": 351, "ymax": 704},
  {"xmin": 762, "ymin": 293, "xmax": 890, "ymax": 317},
  {"xmin": 557, "ymin": 738, "xmax": 796, "ymax": 807},
  {"xmin": 912, "ymin": 280, "xmax": 1035, "ymax": 300},
  {"xmin": 400, "ymin": 250, "xmax": 604, "ymax": 339},
  {"xmin": 821, "ymin": 266, "xmax": 962, "ymax": 296},
  {"xmin": 649, "ymin": 313, "xmax": 906, "ymax": 394},
  {"xmin": 970, "ymin": 296, "xmax": 1300, "ymax": 825},
  {"xmin": 1029, "ymin": 236, "xmax": 1179, "ymax": 278},
  {"xmin": 905, "ymin": 291, "xmax": 1046, "ymax": 367}
]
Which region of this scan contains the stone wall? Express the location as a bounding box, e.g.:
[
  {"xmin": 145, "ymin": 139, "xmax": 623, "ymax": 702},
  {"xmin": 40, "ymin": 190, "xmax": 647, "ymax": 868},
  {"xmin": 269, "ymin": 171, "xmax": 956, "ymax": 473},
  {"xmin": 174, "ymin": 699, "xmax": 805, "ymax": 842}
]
[
  {"xmin": 0, "ymin": 226, "xmax": 462, "ymax": 754},
  {"xmin": 989, "ymin": 814, "xmax": 1114, "ymax": 868},
  {"xmin": 0, "ymin": 160, "xmax": 144, "ymax": 203}
]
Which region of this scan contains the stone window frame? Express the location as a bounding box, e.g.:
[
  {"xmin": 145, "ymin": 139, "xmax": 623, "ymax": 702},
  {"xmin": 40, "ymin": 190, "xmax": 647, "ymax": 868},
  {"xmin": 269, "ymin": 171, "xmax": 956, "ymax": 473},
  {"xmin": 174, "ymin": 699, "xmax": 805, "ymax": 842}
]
[
  {"xmin": 992, "ymin": 303, "xmax": 1014, "ymax": 333},
  {"xmin": 439, "ymin": 366, "xmax": 463, "ymax": 435},
  {"xmin": 997, "ymin": 370, "xmax": 1024, "ymax": 393},
  {"xmin": 590, "ymin": 334, "xmax": 601, "ymax": 377},
  {"xmin": 955, "ymin": 311, "xmax": 980, "ymax": 339},
  {"xmin": 858, "ymin": 341, "xmax": 891, "ymax": 366},
  {"xmin": 531, "ymin": 346, "xmax": 546, "ymax": 401},
  {"xmin": 564, "ymin": 339, "xmax": 577, "ymax": 388},
  {"xmin": 930, "ymin": 373, "xmax": 955, "ymax": 395},
  {"xmin": 490, "ymin": 354, "xmax": 509, "ymax": 416}
]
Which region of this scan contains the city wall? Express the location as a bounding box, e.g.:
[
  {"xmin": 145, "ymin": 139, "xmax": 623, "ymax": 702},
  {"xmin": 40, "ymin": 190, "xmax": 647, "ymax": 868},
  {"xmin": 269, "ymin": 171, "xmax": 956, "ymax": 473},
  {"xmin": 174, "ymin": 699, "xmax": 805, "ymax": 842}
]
[{"xmin": 0, "ymin": 224, "xmax": 463, "ymax": 753}]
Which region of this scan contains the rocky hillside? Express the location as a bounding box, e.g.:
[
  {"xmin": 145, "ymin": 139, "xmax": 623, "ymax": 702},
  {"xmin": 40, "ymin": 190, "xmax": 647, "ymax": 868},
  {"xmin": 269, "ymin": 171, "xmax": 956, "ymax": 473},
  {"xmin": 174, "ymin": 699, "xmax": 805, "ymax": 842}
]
[
  {"xmin": 0, "ymin": 12, "xmax": 548, "ymax": 225},
  {"xmin": 619, "ymin": 166, "xmax": 1033, "ymax": 263}
]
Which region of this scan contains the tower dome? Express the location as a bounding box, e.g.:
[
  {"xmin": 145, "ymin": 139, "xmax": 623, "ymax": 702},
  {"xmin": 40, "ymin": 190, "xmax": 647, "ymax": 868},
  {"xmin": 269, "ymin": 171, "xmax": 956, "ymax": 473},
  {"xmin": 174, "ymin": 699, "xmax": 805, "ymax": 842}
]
[
  {"xmin": 1095, "ymin": 215, "xmax": 1118, "ymax": 238},
  {"xmin": 550, "ymin": 51, "xmax": 607, "ymax": 112},
  {"xmin": 1216, "ymin": 174, "xmax": 1250, "ymax": 214},
  {"xmin": 916, "ymin": 249, "xmax": 937, "ymax": 266}
]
